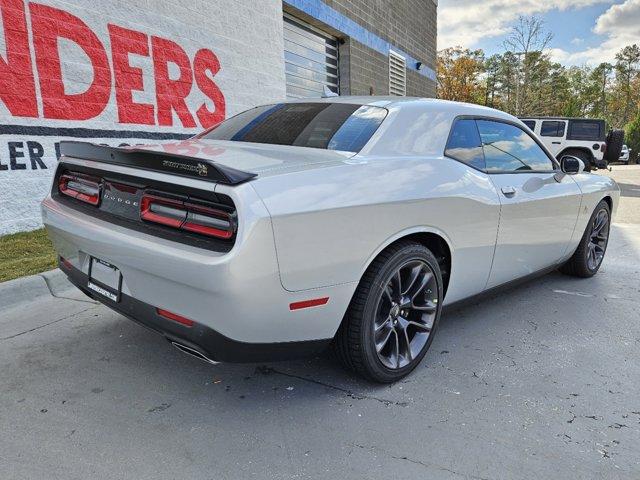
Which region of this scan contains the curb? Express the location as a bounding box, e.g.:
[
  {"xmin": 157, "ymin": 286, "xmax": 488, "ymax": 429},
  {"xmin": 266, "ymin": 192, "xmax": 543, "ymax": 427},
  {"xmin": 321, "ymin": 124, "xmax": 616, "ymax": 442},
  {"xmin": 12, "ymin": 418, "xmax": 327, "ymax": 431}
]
[
  {"xmin": 0, "ymin": 268, "xmax": 73, "ymax": 312},
  {"xmin": 40, "ymin": 268, "xmax": 74, "ymax": 297}
]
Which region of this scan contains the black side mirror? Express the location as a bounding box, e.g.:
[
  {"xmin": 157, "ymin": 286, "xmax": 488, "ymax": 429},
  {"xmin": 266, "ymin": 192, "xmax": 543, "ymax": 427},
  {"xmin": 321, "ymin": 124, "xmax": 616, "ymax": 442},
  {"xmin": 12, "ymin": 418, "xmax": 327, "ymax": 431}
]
[{"xmin": 560, "ymin": 155, "xmax": 583, "ymax": 174}]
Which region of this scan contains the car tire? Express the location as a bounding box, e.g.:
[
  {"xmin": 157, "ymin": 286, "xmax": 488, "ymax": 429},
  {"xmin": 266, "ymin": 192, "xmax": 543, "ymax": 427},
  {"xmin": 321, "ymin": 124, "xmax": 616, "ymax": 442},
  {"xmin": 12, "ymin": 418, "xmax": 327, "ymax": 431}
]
[
  {"xmin": 559, "ymin": 200, "xmax": 611, "ymax": 278},
  {"xmin": 562, "ymin": 149, "xmax": 593, "ymax": 172},
  {"xmin": 604, "ymin": 129, "xmax": 624, "ymax": 163},
  {"xmin": 334, "ymin": 241, "xmax": 443, "ymax": 383}
]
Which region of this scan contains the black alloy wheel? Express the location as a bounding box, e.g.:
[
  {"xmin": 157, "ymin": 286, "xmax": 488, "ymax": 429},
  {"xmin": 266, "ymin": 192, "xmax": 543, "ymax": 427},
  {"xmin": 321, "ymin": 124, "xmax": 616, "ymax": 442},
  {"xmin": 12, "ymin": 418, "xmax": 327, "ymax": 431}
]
[
  {"xmin": 373, "ymin": 260, "xmax": 438, "ymax": 369},
  {"xmin": 560, "ymin": 199, "xmax": 611, "ymax": 277},
  {"xmin": 334, "ymin": 241, "xmax": 443, "ymax": 383},
  {"xmin": 586, "ymin": 208, "xmax": 609, "ymax": 271}
]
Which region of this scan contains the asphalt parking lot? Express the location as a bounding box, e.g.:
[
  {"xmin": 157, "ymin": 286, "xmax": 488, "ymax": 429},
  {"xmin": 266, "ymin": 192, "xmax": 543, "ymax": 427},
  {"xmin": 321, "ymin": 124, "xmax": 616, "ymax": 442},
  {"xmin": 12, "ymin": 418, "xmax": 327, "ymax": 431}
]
[{"xmin": 1, "ymin": 166, "xmax": 639, "ymax": 480}]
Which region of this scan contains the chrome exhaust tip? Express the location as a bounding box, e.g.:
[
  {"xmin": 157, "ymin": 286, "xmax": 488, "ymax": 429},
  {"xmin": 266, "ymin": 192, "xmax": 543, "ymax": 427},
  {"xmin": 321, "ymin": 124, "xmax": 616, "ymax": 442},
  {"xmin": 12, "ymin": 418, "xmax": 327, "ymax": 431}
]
[{"xmin": 171, "ymin": 341, "xmax": 219, "ymax": 365}]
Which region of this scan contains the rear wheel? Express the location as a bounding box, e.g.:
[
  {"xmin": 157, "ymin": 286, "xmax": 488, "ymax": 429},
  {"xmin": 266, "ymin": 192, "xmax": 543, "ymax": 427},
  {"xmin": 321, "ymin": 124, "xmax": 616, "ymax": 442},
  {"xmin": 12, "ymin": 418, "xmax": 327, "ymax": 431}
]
[
  {"xmin": 560, "ymin": 200, "xmax": 611, "ymax": 277},
  {"xmin": 334, "ymin": 241, "xmax": 443, "ymax": 383}
]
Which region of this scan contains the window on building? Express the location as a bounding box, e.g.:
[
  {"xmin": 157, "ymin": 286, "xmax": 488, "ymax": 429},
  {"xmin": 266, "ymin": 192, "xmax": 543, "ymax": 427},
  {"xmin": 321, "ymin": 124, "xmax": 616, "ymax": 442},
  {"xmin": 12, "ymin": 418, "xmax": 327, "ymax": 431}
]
[
  {"xmin": 283, "ymin": 15, "xmax": 339, "ymax": 98},
  {"xmin": 201, "ymin": 103, "xmax": 387, "ymax": 152},
  {"xmin": 445, "ymin": 119, "xmax": 485, "ymax": 170},
  {"xmin": 540, "ymin": 120, "xmax": 565, "ymax": 137},
  {"xmin": 389, "ymin": 51, "xmax": 406, "ymax": 96},
  {"xmin": 476, "ymin": 120, "xmax": 554, "ymax": 172}
]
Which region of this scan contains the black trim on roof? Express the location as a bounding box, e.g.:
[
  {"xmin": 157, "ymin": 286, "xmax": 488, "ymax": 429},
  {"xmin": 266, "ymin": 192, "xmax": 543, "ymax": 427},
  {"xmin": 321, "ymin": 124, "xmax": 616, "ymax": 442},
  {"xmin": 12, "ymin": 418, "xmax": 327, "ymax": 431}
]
[{"xmin": 518, "ymin": 116, "xmax": 606, "ymax": 122}]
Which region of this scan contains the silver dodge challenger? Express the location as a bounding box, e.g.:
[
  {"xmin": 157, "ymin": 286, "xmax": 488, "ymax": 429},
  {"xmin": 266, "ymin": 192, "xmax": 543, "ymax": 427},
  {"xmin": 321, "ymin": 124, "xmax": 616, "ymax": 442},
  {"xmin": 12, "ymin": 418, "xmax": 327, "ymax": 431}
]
[{"xmin": 42, "ymin": 97, "xmax": 619, "ymax": 382}]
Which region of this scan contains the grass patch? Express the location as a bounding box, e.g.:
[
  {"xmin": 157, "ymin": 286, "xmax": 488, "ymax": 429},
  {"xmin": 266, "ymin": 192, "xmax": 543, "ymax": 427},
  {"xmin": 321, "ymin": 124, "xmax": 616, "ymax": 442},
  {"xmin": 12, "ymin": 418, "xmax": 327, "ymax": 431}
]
[{"xmin": 0, "ymin": 228, "xmax": 57, "ymax": 283}]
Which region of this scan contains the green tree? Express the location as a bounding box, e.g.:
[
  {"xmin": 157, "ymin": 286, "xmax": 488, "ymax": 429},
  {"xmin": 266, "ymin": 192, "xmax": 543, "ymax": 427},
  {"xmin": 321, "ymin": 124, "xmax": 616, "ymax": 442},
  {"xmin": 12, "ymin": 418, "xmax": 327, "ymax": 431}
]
[
  {"xmin": 493, "ymin": 52, "xmax": 520, "ymax": 114},
  {"xmin": 613, "ymin": 44, "xmax": 640, "ymax": 125},
  {"xmin": 484, "ymin": 54, "xmax": 502, "ymax": 108},
  {"xmin": 590, "ymin": 63, "xmax": 613, "ymax": 119},
  {"xmin": 527, "ymin": 54, "xmax": 569, "ymax": 116},
  {"xmin": 625, "ymin": 113, "xmax": 640, "ymax": 164}
]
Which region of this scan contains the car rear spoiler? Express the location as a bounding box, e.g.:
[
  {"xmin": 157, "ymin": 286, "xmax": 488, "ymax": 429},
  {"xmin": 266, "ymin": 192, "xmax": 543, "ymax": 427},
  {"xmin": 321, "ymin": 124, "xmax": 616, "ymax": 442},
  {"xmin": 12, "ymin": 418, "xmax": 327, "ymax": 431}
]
[{"xmin": 59, "ymin": 141, "xmax": 257, "ymax": 185}]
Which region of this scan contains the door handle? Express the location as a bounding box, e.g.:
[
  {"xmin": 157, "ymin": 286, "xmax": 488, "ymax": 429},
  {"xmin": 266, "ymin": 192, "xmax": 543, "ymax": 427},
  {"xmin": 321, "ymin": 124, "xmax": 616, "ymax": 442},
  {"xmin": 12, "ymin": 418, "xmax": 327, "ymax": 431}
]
[
  {"xmin": 552, "ymin": 141, "xmax": 561, "ymax": 145},
  {"xmin": 501, "ymin": 186, "xmax": 516, "ymax": 196}
]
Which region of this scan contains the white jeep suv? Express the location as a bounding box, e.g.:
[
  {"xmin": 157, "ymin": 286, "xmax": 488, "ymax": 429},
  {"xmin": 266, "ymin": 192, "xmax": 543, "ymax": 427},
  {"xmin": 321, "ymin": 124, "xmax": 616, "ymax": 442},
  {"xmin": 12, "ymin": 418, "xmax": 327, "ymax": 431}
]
[{"xmin": 520, "ymin": 117, "xmax": 624, "ymax": 170}]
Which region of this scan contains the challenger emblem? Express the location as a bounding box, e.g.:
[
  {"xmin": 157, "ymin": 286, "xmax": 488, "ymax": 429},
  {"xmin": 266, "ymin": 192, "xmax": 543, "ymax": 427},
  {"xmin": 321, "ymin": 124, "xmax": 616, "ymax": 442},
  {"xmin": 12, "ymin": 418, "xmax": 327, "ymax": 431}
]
[{"xmin": 162, "ymin": 159, "xmax": 208, "ymax": 177}]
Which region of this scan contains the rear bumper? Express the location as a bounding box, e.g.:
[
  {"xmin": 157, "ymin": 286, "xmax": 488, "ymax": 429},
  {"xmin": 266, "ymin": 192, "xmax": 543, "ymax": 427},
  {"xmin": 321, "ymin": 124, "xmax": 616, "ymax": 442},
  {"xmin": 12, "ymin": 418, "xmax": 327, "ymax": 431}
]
[
  {"xmin": 63, "ymin": 260, "xmax": 331, "ymax": 362},
  {"xmin": 42, "ymin": 191, "xmax": 356, "ymax": 346}
]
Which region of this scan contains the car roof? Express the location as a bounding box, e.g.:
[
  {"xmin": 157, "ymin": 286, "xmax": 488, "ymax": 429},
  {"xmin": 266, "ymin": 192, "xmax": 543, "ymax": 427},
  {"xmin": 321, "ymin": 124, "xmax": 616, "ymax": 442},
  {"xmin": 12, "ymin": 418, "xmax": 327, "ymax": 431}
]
[{"xmin": 285, "ymin": 96, "xmax": 517, "ymax": 122}]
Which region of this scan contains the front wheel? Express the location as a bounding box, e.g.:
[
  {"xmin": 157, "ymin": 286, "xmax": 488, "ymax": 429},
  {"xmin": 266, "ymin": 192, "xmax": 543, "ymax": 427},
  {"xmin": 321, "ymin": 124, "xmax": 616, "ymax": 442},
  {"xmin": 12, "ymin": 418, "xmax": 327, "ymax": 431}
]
[
  {"xmin": 334, "ymin": 241, "xmax": 443, "ymax": 383},
  {"xmin": 560, "ymin": 200, "xmax": 611, "ymax": 277}
]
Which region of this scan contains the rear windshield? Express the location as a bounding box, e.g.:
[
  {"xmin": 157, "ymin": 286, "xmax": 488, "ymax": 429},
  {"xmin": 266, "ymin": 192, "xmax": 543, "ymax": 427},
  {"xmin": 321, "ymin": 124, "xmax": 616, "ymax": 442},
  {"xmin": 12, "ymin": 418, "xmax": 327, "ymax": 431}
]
[
  {"xmin": 567, "ymin": 119, "xmax": 605, "ymax": 141},
  {"xmin": 201, "ymin": 103, "xmax": 387, "ymax": 152}
]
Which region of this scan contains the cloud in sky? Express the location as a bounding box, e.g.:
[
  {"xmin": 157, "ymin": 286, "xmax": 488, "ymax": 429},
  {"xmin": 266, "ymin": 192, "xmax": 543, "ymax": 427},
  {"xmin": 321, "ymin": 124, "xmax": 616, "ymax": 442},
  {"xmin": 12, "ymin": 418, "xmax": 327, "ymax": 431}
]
[
  {"xmin": 438, "ymin": 0, "xmax": 639, "ymax": 65},
  {"xmin": 557, "ymin": 0, "xmax": 640, "ymax": 64},
  {"xmin": 438, "ymin": 0, "xmax": 608, "ymax": 50}
]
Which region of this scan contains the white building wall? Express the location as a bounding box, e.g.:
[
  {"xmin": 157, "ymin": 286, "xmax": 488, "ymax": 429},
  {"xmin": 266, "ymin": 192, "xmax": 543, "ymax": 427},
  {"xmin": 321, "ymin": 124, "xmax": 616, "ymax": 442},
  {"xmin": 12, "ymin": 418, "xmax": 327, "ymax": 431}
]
[{"xmin": 0, "ymin": 0, "xmax": 286, "ymax": 234}]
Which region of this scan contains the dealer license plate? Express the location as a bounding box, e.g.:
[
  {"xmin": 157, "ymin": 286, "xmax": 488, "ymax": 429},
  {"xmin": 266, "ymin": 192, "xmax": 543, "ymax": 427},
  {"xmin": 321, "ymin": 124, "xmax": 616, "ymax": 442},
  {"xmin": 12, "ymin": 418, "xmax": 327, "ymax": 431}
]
[{"xmin": 87, "ymin": 257, "xmax": 121, "ymax": 302}]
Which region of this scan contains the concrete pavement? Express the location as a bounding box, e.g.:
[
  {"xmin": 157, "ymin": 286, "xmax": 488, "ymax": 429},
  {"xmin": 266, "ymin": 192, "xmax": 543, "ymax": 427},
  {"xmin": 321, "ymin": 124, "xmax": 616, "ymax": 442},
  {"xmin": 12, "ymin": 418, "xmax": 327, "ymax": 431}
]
[{"xmin": 599, "ymin": 165, "xmax": 640, "ymax": 225}]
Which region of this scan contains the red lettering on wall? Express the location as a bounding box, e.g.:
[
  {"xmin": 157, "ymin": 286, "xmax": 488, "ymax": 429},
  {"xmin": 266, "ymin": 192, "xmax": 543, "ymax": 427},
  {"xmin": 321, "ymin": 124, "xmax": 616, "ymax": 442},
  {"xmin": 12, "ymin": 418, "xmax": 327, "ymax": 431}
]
[
  {"xmin": 193, "ymin": 49, "xmax": 226, "ymax": 129},
  {"xmin": 0, "ymin": 3, "xmax": 226, "ymax": 127},
  {"xmin": 109, "ymin": 24, "xmax": 155, "ymax": 125},
  {"xmin": 30, "ymin": 2, "xmax": 111, "ymax": 120},
  {"xmin": 0, "ymin": 0, "xmax": 38, "ymax": 117},
  {"xmin": 151, "ymin": 36, "xmax": 196, "ymax": 128}
]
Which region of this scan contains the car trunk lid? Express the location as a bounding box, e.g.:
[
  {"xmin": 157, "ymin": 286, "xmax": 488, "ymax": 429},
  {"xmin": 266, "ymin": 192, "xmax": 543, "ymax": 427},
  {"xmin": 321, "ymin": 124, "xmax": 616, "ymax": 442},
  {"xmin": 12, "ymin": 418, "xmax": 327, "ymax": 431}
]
[{"xmin": 60, "ymin": 139, "xmax": 353, "ymax": 184}]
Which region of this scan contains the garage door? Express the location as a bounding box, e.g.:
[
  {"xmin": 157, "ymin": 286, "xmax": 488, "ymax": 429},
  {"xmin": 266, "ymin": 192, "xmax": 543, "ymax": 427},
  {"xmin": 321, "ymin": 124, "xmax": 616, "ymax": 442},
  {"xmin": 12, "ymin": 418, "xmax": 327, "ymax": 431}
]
[{"xmin": 284, "ymin": 14, "xmax": 339, "ymax": 98}]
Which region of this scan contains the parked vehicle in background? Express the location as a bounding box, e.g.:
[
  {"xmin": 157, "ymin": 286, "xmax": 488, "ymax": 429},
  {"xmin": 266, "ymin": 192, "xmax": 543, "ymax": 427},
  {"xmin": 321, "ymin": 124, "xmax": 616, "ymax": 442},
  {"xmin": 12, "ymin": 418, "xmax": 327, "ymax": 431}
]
[
  {"xmin": 619, "ymin": 145, "xmax": 631, "ymax": 164},
  {"xmin": 520, "ymin": 117, "xmax": 625, "ymax": 170}
]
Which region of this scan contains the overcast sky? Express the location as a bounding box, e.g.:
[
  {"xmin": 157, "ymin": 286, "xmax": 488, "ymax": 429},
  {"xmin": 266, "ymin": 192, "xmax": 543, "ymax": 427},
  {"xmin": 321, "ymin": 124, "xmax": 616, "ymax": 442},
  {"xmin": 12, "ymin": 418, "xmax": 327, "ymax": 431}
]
[{"xmin": 438, "ymin": 0, "xmax": 640, "ymax": 65}]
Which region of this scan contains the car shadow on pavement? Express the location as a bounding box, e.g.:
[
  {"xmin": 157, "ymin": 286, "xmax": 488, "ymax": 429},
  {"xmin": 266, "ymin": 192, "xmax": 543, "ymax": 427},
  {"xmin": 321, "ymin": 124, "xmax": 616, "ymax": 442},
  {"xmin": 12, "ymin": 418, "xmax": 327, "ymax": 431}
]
[{"xmin": 5, "ymin": 265, "xmax": 615, "ymax": 408}]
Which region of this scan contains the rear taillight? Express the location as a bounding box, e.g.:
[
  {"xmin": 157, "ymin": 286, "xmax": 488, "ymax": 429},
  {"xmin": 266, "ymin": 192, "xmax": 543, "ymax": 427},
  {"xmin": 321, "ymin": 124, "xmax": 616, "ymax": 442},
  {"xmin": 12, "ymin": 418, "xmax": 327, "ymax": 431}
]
[
  {"xmin": 58, "ymin": 173, "xmax": 101, "ymax": 206},
  {"xmin": 140, "ymin": 194, "xmax": 186, "ymax": 228},
  {"xmin": 182, "ymin": 202, "xmax": 234, "ymax": 239},
  {"xmin": 140, "ymin": 193, "xmax": 235, "ymax": 239},
  {"xmin": 601, "ymin": 143, "xmax": 606, "ymax": 153}
]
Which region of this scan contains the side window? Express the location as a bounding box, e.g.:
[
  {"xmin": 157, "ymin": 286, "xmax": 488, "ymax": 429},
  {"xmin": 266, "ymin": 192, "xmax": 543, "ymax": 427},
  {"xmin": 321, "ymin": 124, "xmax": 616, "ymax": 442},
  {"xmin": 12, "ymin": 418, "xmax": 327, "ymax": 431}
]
[
  {"xmin": 444, "ymin": 119, "xmax": 485, "ymax": 170},
  {"xmin": 476, "ymin": 120, "xmax": 555, "ymax": 173},
  {"xmin": 540, "ymin": 120, "xmax": 565, "ymax": 137},
  {"xmin": 522, "ymin": 120, "xmax": 536, "ymax": 131},
  {"xmin": 567, "ymin": 120, "xmax": 604, "ymax": 141}
]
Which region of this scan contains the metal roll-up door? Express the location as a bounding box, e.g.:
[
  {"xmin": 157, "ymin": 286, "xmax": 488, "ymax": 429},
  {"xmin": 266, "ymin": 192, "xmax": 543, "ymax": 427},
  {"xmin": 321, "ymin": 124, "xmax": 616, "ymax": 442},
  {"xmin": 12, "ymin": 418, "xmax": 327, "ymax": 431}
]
[{"xmin": 284, "ymin": 14, "xmax": 339, "ymax": 98}]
